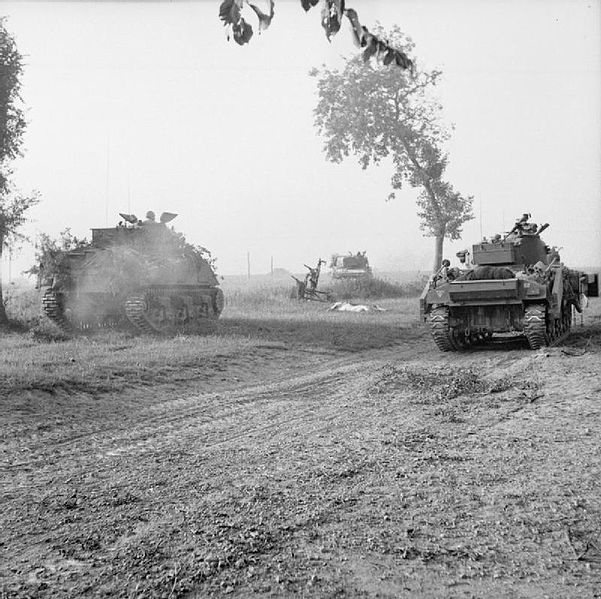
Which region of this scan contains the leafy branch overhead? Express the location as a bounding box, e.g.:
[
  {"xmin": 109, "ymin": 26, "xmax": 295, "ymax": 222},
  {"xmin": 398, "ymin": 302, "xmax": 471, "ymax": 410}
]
[{"xmin": 218, "ymin": 0, "xmax": 413, "ymax": 69}]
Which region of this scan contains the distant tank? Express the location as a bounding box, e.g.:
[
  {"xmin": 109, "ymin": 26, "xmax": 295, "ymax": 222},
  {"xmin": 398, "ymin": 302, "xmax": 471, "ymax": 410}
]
[
  {"xmin": 330, "ymin": 251, "xmax": 372, "ymax": 280},
  {"xmin": 40, "ymin": 212, "xmax": 224, "ymax": 334},
  {"xmin": 420, "ymin": 213, "xmax": 599, "ymax": 350}
]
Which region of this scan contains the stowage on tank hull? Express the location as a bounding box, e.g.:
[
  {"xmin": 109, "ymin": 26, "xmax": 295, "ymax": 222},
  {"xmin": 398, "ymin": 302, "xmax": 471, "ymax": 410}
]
[
  {"xmin": 40, "ymin": 214, "xmax": 224, "ymax": 335},
  {"xmin": 420, "ymin": 214, "xmax": 598, "ymax": 351}
]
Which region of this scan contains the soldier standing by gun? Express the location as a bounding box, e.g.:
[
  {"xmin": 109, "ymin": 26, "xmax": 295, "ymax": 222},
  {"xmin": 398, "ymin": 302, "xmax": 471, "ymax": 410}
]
[{"xmin": 304, "ymin": 259, "xmax": 325, "ymax": 291}]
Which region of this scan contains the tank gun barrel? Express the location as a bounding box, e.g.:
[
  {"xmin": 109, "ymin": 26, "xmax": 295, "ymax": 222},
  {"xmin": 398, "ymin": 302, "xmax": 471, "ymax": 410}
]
[{"xmin": 537, "ymin": 223, "xmax": 550, "ymax": 235}]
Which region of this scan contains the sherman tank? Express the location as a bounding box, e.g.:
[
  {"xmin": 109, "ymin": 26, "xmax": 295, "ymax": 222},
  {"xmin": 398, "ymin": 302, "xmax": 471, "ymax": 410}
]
[
  {"xmin": 330, "ymin": 251, "xmax": 372, "ymax": 280},
  {"xmin": 40, "ymin": 212, "xmax": 224, "ymax": 334},
  {"xmin": 420, "ymin": 213, "xmax": 599, "ymax": 350}
]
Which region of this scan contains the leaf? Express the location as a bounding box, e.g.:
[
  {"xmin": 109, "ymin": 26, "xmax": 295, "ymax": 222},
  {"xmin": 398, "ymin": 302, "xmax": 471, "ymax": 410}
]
[
  {"xmin": 344, "ymin": 8, "xmax": 364, "ymax": 48},
  {"xmin": 219, "ymin": 0, "xmax": 243, "ymax": 25},
  {"xmin": 321, "ymin": 0, "xmax": 345, "ymax": 40},
  {"xmin": 394, "ymin": 50, "xmax": 413, "ymax": 70},
  {"xmin": 219, "ymin": 0, "xmax": 253, "ymax": 44},
  {"xmin": 362, "ymin": 34, "xmax": 378, "ymax": 62},
  {"xmin": 383, "ymin": 48, "xmax": 396, "ymax": 66},
  {"xmin": 249, "ymin": 0, "xmax": 275, "ymax": 32},
  {"xmin": 359, "ymin": 26, "xmax": 370, "ymax": 48},
  {"xmin": 376, "ymin": 39, "xmax": 388, "ymax": 58},
  {"xmin": 232, "ymin": 19, "xmax": 254, "ymax": 45},
  {"xmin": 300, "ymin": 0, "xmax": 320, "ymax": 11}
]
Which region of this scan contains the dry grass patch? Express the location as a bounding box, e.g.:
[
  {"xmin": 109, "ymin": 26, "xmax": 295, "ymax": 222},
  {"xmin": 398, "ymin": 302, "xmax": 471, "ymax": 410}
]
[
  {"xmin": 371, "ymin": 364, "xmax": 518, "ymax": 403},
  {"xmin": 0, "ymin": 332, "xmax": 258, "ymax": 396}
]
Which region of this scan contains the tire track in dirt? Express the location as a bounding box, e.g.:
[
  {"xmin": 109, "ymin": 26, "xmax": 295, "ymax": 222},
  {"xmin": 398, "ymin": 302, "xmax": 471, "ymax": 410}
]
[
  {"xmin": 1, "ymin": 338, "xmax": 434, "ymax": 472},
  {"xmin": 1, "ymin": 335, "xmax": 537, "ymax": 487},
  {"xmin": 1, "ymin": 336, "xmax": 544, "ymax": 508},
  {"xmin": 0, "ymin": 355, "xmax": 389, "ymax": 494},
  {"xmin": 0, "ymin": 351, "xmax": 349, "ymax": 463}
]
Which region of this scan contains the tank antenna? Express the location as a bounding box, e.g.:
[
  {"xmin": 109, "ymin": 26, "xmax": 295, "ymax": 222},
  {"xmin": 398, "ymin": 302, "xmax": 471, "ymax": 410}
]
[{"xmin": 105, "ymin": 133, "xmax": 110, "ymax": 226}]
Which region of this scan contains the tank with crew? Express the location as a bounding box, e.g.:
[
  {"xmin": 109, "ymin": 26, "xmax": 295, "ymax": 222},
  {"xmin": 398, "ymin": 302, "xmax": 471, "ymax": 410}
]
[
  {"xmin": 39, "ymin": 211, "xmax": 224, "ymax": 334},
  {"xmin": 420, "ymin": 213, "xmax": 599, "ymax": 350},
  {"xmin": 329, "ymin": 251, "xmax": 372, "ymax": 280}
]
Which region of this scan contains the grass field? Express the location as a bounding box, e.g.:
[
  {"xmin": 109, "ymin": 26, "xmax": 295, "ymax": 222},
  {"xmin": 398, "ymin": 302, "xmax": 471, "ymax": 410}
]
[{"xmin": 1, "ymin": 277, "xmax": 423, "ymax": 398}]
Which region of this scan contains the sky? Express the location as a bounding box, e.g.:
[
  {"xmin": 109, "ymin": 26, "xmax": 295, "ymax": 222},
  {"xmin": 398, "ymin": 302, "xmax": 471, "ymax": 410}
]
[{"xmin": 2, "ymin": 0, "xmax": 600, "ymax": 278}]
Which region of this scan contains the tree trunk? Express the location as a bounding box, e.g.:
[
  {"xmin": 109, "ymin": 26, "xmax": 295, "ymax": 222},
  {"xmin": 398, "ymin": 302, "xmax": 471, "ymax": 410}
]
[
  {"xmin": 0, "ymin": 232, "xmax": 7, "ymax": 325},
  {"xmin": 432, "ymin": 234, "xmax": 444, "ymax": 272}
]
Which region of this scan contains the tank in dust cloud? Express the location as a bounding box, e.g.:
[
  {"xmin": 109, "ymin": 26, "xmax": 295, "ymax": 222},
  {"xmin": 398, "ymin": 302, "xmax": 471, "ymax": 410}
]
[
  {"xmin": 420, "ymin": 213, "xmax": 599, "ymax": 351},
  {"xmin": 40, "ymin": 212, "xmax": 224, "ymax": 334},
  {"xmin": 330, "ymin": 251, "xmax": 372, "ymax": 280}
]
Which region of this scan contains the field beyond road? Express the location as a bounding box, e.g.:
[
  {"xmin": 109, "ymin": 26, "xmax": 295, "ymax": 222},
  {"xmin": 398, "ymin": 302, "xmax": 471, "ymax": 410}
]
[{"xmin": 1, "ymin": 295, "xmax": 601, "ymax": 598}]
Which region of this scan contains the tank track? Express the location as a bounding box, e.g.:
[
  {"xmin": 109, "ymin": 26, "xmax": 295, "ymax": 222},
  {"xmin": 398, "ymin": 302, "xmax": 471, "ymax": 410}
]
[
  {"xmin": 524, "ymin": 303, "xmax": 572, "ymax": 350},
  {"xmin": 524, "ymin": 304, "xmax": 546, "ymax": 349},
  {"xmin": 124, "ymin": 293, "xmax": 218, "ymax": 335},
  {"xmin": 41, "ymin": 290, "xmax": 71, "ymax": 332},
  {"xmin": 429, "ymin": 306, "xmax": 456, "ymax": 352},
  {"xmin": 124, "ymin": 295, "xmax": 159, "ymax": 334}
]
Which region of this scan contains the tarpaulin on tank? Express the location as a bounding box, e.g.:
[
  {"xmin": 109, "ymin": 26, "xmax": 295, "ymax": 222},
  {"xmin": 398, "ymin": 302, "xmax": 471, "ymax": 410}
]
[{"xmin": 458, "ymin": 266, "xmax": 515, "ymax": 281}]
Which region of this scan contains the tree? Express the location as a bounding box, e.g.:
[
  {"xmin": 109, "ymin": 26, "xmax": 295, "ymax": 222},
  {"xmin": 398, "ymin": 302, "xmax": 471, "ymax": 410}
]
[
  {"xmin": 0, "ymin": 19, "xmax": 40, "ymax": 325},
  {"xmin": 311, "ymin": 26, "xmax": 473, "ymax": 271},
  {"xmin": 218, "ymin": 0, "xmax": 413, "ymax": 69}
]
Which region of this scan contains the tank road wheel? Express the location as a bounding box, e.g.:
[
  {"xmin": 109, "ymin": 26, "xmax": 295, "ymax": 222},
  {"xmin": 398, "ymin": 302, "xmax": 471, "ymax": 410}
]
[
  {"xmin": 429, "ymin": 306, "xmax": 456, "ymax": 352},
  {"xmin": 125, "ymin": 292, "xmax": 220, "ymax": 335},
  {"xmin": 42, "ymin": 289, "xmax": 71, "ymax": 332},
  {"xmin": 524, "ymin": 303, "xmax": 546, "ymax": 350}
]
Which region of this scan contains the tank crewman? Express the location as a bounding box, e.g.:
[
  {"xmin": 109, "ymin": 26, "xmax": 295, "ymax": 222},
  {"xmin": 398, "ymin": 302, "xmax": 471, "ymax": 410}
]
[
  {"xmin": 456, "ymin": 250, "xmax": 468, "ymax": 264},
  {"xmin": 143, "ymin": 210, "xmax": 157, "ymax": 225},
  {"xmin": 505, "ymin": 213, "xmax": 531, "ymax": 240}
]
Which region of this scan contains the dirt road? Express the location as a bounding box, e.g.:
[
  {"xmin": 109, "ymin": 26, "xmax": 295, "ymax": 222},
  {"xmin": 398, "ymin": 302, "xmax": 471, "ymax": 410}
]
[{"xmin": 2, "ymin": 309, "xmax": 601, "ymax": 598}]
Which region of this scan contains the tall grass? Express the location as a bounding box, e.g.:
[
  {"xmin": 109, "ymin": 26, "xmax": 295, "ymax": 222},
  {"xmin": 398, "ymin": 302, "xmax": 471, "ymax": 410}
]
[
  {"xmin": 4, "ymin": 275, "xmax": 427, "ymax": 330},
  {"xmin": 220, "ymin": 274, "xmax": 426, "ymax": 312},
  {"xmin": 324, "ymin": 276, "xmax": 427, "ymax": 301},
  {"xmin": 222, "ymin": 281, "xmax": 294, "ymax": 311},
  {"xmin": 4, "ymin": 283, "xmax": 42, "ymax": 329}
]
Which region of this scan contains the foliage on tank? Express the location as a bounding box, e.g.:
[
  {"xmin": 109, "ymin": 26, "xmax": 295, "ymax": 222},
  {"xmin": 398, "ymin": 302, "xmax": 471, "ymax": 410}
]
[
  {"xmin": 28, "ymin": 228, "xmax": 88, "ymax": 287},
  {"xmin": 36, "ymin": 213, "xmax": 223, "ymax": 335}
]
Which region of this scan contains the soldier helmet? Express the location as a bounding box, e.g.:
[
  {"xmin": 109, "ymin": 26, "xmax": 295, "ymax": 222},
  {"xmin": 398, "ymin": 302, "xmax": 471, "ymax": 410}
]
[{"xmin": 145, "ymin": 211, "xmax": 155, "ymax": 220}]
